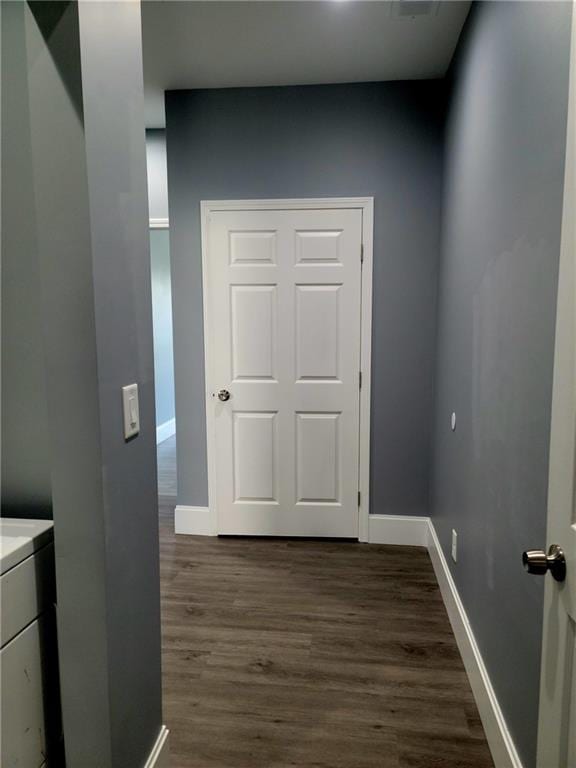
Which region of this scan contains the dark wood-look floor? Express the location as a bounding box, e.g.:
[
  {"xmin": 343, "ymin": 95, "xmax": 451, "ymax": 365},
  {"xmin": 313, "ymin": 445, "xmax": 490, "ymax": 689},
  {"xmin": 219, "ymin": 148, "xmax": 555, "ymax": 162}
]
[
  {"xmin": 158, "ymin": 490, "xmax": 494, "ymax": 767},
  {"xmin": 157, "ymin": 434, "xmax": 177, "ymax": 498}
]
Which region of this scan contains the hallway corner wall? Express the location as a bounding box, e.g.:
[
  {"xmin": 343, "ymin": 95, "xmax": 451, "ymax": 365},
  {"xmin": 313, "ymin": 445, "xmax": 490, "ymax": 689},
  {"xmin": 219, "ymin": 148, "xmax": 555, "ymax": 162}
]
[
  {"xmin": 431, "ymin": 2, "xmax": 573, "ymax": 765},
  {"xmin": 2, "ymin": 2, "xmax": 164, "ymax": 765}
]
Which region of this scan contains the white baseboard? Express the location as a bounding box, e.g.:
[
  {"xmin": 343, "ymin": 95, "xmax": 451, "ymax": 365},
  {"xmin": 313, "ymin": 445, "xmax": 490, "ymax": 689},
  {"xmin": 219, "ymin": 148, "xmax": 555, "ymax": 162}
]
[
  {"xmin": 175, "ymin": 505, "xmax": 216, "ymax": 536},
  {"xmin": 156, "ymin": 418, "xmax": 176, "ymax": 445},
  {"xmin": 426, "ymin": 520, "xmax": 523, "ymax": 768},
  {"xmin": 368, "ymin": 514, "xmax": 430, "ymax": 546},
  {"xmin": 143, "ymin": 725, "xmax": 170, "ymax": 768}
]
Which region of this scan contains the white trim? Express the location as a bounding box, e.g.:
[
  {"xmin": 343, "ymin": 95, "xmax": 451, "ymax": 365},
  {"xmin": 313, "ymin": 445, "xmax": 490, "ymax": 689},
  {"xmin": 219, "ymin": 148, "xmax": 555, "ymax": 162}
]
[
  {"xmin": 427, "ymin": 520, "xmax": 523, "ymax": 768},
  {"xmin": 175, "ymin": 505, "xmax": 216, "ymax": 536},
  {"xmin": 368, "ymin": 514, "xmax": 429, "ymax": 547},
  {"xmin": 358, "ymin": 200, "xmax": 373, "ymax": 543},
  {"xmin": 156, "ymin": 418, "xmax": 175, "ymax": 445},
  {"xmin": 201, "ymin": 197, "xmax": 375, "ymax": 212},
  {"xmin": 149, "ymin": 217, "xmax": 169, "ymax": 229},
  {"xmin": 143, "ymin": 725, "xmax": 170, "ymax": 768},
  {"xmin": 200, "ymin": 197, "xmax": 374, "ymax": 540},
  {"xmin": 201, "ymin": 204, "xmax": 219, "ymax": 540}
]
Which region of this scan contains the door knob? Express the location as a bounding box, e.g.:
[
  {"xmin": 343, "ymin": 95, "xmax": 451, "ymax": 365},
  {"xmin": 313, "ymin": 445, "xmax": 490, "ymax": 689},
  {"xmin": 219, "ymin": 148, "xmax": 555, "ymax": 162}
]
[
  {"xmin": 217, "ymin": 389, "xmax": 231, "ymax": 402},
  {"xmin": 522, "ymin": 544, "xmax": 566, "ymax": 582}
]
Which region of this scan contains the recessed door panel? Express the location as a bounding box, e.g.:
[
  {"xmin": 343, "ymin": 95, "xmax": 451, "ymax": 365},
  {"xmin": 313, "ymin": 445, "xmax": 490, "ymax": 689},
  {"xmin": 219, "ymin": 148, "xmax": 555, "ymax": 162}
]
[
  {"xmin": 230, "ymin": 231, "xmax": 276, "ymax": 265},
  {"xmin": 295, "ymin": 230, "xmax": 342, "ymax": 264},
  {"xmin": 296, "ymin": 413, "xmax": 340, "ymax": 503},
  {"xmin": 231, "ymin": 285, "xmax": 276, "ymax": 381},
  {"xmin": 233, "ymin": 412, "xmax": 277, "ymax": 503},
  {"xmin": 296, "ymin": 285, "xmax": 340, "ymax": 381}
]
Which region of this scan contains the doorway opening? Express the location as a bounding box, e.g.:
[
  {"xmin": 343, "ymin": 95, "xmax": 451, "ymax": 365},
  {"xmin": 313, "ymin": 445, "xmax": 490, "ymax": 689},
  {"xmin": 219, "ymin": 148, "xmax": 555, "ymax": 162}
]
[
  {"xmin": 195, "ymin": 198, "xmax": 373, "ymax": 539},
  {"xmin": 146, "ymin": 131, "xmax": 177, "ymax": 505}
]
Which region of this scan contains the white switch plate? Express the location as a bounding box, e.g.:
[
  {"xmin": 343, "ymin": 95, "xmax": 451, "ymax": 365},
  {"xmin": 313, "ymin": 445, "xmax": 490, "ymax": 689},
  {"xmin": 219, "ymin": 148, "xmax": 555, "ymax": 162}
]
[
  {"xmin": 451, "ymin": 529, "xmax": 458, "ymax": 562},
  {"xmin": 122, "ymin": 383, "xmax": 140, "ymax": 440}
]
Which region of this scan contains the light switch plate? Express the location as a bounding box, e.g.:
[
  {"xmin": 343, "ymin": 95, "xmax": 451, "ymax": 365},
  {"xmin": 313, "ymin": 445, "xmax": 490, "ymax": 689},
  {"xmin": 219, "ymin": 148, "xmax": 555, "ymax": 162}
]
[{"xmin": 122, "ymin": 383, "xmax": 140, "ymax": 440}]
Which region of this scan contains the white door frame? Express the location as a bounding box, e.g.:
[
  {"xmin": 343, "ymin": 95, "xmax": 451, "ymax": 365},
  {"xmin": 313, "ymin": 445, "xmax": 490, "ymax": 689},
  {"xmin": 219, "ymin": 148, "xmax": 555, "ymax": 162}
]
[{"xmin": 200, "ymin": 197, "xmax": 374, "ymax": 540}]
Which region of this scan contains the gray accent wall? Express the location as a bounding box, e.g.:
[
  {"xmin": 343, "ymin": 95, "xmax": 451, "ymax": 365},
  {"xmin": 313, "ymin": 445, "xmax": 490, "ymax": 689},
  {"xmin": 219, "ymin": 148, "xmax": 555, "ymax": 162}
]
[
  {"xmin": 432, "ymin": 3, "xmax": 572, "ymax": 766},
  {"xmin": 146, "ymin": 129, "xmax": 169, "ymax": 220},
  {"xmin": 2, "ymin": 3, "xmax": 163, "ymax": 766},
  {"xmin": 166, "ymin": 82, "xmax": 445, "ymax": 512},
  {"xmin": 77, "ymin": 4, "xmax": 163, "ymax": 764},
  {"xmin": 150, "ymin": 228, "xmax": 176, "ymax": 428}
]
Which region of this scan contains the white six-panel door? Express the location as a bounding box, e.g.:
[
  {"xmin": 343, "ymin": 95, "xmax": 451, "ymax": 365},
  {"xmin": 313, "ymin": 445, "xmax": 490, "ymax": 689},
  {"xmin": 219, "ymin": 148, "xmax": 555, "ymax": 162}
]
[{"xmin": 203, "ymin": 205, "xmax": 363, "ymax": 537}]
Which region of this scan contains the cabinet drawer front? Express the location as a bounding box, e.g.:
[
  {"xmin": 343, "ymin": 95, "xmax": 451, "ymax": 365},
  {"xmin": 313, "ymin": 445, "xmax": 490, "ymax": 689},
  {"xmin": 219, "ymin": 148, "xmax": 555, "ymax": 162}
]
[
  {"xmin": 1, "ymin": 619, "xmax": 47, "ymax": 768},
  {"xmin": 0, "ymin": 544, "xmax": 55, "ymax": 647}
]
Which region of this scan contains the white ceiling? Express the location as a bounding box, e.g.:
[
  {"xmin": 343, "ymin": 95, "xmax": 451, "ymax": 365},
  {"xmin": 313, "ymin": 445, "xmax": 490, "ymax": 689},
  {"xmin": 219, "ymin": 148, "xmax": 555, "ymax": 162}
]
[{"xmin": 142, "ymin": 1, "xmax": 471, "ymax": 128}]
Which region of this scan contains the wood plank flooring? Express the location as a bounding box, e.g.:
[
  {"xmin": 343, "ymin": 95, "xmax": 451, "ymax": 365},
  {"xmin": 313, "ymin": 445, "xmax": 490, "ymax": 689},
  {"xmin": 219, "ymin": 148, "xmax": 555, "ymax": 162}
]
[
  {"xmin": 158, "ymin": 494, "xmax": 494, "ymax": 768},
  {"xmin": 157, "ymin": 434, "xmax": 177, "ymax": 497}
]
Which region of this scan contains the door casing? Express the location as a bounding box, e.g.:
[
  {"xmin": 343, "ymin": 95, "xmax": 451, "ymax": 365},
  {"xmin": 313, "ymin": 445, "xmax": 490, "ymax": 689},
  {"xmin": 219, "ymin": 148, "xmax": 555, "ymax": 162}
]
[{"xmin": 200, "ymin": 197, "xmax": 374, "ymax": 540}]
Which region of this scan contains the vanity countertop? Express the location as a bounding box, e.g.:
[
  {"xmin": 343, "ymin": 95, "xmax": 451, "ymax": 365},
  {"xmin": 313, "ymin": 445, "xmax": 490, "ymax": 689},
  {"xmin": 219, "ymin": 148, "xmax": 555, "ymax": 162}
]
[{"xmin": 0, "ymin": 519, "xmax": 54, "ymax": 575}]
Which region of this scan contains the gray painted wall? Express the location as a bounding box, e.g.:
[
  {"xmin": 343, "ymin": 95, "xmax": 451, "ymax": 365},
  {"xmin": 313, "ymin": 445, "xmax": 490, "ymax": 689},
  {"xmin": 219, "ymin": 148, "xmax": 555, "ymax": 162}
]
[
  {"xmin": 3, "ymin": 3, "xmax": 163, "ymax": 766},
  {"xmin": 431, "ymin": 3, "xmax": 572, "ymax": 766},
  {"xmin": 76, "ymin": 4, "xmax": 162, "ymax": 765},
  {"xmin": 150, "ymin": 228, "xmax": 176, "ymax": 427},
  {"xmin": 22, "ymin": 4, "xmax": 115, "ymax": 761},
  {"xmin": 146, "ymin": 129, "xmax": 169, "ymax": 220},
  {"xmin": 1, "ymin": 1, "xmax": 52, "ymax": 520},
  {"xmin": 166, "ymin": 82, "xmax": 445, "ymax": 511}
]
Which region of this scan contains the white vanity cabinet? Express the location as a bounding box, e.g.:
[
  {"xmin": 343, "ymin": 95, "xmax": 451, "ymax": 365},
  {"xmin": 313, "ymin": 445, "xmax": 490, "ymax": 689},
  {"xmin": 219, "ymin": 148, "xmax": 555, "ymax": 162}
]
[{"xmin": 1, "ymin": 519, "xmax": 59, "ymax": 768}]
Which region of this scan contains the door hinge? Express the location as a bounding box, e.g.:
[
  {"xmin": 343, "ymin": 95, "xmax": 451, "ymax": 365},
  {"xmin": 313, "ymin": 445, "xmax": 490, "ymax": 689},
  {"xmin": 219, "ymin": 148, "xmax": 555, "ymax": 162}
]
[
  {"xmin": 360, "ymin": 243, "xmax": 364, "ymax": 264},
  {"xmin": 359, "ymin": 371, "xmax": 362, "ymax": 389},
  {"xmin": 358, "ymin": 490, "xmax": 361, "ymax": 507}
]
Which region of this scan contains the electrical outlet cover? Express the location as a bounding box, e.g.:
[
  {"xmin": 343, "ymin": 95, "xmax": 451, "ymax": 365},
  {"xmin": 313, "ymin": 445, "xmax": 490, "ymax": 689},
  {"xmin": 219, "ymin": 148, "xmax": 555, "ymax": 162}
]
[{"xmin": 451, "ymin": 529, "xmax": 458, "ymax": 562}]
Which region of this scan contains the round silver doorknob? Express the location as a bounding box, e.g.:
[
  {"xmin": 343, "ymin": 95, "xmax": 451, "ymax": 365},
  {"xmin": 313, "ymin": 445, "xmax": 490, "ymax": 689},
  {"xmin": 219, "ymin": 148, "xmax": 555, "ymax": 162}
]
[
  {"xmin": 522, "ymin": 544, "xmax": 566, "ymax": 582},
  {"xmin": 217, "ymin": 389, "xmax": 231, "ymax": 402}
]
